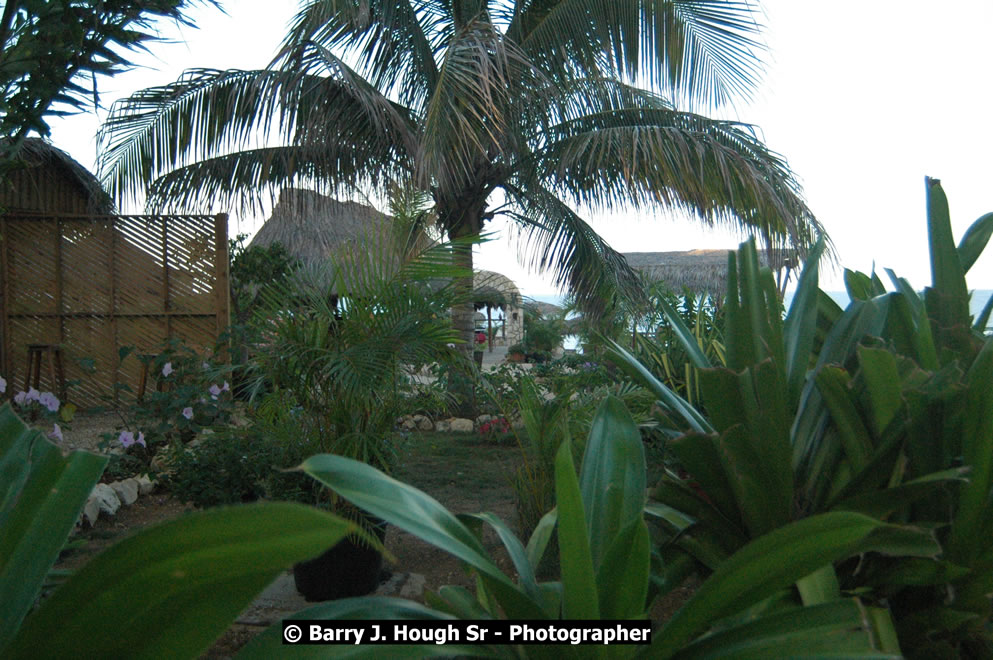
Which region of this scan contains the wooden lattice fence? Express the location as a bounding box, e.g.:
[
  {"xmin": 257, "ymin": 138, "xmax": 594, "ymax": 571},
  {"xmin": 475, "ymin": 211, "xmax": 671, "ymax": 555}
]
[{"xmin": 0, "ymin": 213, "xmax": 230, "ymax": 408}]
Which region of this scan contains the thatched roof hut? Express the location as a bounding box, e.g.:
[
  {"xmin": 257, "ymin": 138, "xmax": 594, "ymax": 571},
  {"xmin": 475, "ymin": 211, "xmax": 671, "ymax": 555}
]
[
  {"xmin": 0, "ymin": 138, "xmax": 113, "ymax": 214},
  {"xmin": 250, "ymin": 188, "xmax": 394, "ymax": 263},
  {"xmin": 623, "ymin": 249, "xmax": 795, "ymax": 301}
]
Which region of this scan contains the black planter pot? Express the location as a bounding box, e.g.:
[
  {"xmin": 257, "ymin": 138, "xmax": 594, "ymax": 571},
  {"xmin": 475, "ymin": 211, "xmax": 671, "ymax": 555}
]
[{"xmin": 293, "ymin": 516, "xmax": 388, "ymax": 602}]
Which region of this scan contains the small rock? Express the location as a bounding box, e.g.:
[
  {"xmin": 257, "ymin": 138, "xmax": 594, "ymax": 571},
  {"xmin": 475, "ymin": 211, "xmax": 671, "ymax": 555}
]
[
  {"xmin": 434, "ymin": 419, "xmax": 450, "ymax": 433},
  {"xmin": 82, "ymin": 496, "xmax": 100, "ymax": 526},
  {"xmin": 415, "ymin": 416, "xmax": 433, "ymax": 432},
  {"xmin": 475, "ymin": 414, "xmax": 493, "ymax": 426},
  {"xmin": 110, "ymin": 479, "xmax": 139, "ymax": 506},
  {"xmin": 449, "ymin": 418, "xmax": 473, "ymax": 433},
  {"xmin": 136, "ymin": 473, "xmax": 156, "ymax": 495},
  {"xmin": 401, "ymin": 416, "xmax": 417, "ymax": 431},
  {"xmin": 399, "ymin": 573, "xmax": 426, "ymax": 599},
  {"xmin": 91, "ymin": 483, "xmax": 121, "ymax": 516}
]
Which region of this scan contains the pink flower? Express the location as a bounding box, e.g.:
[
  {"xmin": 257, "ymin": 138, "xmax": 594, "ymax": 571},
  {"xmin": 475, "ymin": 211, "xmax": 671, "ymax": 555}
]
[
  {"xmin": 182, "ymin": 406, "xmax": 194, "ymax": 420},
  {"xmin": 161, "ymin": 362, "xmax": 173, "ymax": 377}
]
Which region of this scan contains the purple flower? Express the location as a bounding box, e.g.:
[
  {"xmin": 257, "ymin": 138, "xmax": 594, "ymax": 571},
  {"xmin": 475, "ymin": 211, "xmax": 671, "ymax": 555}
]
[
  {"xmin": 0, "ymin": 376, "xmax": 6, "ymax": 394},
  {"xmin": 222, "ymin": 381, "xmax": 230, "ymax": 392},
  {"xmin": 38, "ymin": 391, "xmax": 59, "ymax": 413},
  {"xmin": 118, "ymin": 430, "xmax": 135, "ymax": 448},
  {"xmin": 13, "ymin": 391, "xmax": 28, "ymax": 406},
  {"xmin": 26, "ymin": 388, "xmax": 40, "ymax": 402},
  {"xmin": 161, "ymin": 362, "xmax": 173, "ymax": 377},
  {"xmin": 209, "ymin": 383, "xmax": 222, "ymax": 400},
  {"xmin": 136, "ymin": 432, "xmax": 146, "ymax": 448},
  {"xmin": 182, "ymin": 406, "xmax": 194, "ymax": 420},
  {"xmin": 49, "ymin": 424, "xmax": 63, "ymax": 442}
]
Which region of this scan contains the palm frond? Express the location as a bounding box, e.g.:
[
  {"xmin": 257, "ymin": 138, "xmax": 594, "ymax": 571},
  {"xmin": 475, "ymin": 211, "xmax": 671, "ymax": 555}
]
[
  {"xmin": 420, "ymin": 16, "xmax": 550, "ymax": 195},
  {"xmin": 513, "ymin": 0, "xmax": 765, "ymax": 108},
  {"xmin": 98, "ymin": 64, "xmax": 413, "ymax": 210},
  {"xmin": 144, "ymin": 145, "xmax": 402, "ymax": 215},
  {"xmin": 525, "ymin": 104, "xmax": 824, "ymax": 255},
  {"xmin": 278, "ymin": 0, "xmax": 443, "ymax": 109},
  {"xmin": 503, "ymin": 182, "xmax": 646, "ymax": 315}
]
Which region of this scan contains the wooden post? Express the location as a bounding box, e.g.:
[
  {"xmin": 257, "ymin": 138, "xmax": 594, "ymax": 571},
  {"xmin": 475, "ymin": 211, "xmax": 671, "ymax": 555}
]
[
  {"xmin": 110, "ymin": 217, "xmax": 119, "ymax": 404},
  {"xmin": 54, "ymin": 217, "xmax": 63, "ymax": 347},
  {"xmin": 1, "ymin": 217, "xmax": 9, "ymax": 380},
  {"xmin": 161, "ymin": 217, "xmax": 171, "ymax": 338},
  {"xmin": 214, "ymin": 214, "xmax": 230, "ymax": 360}
]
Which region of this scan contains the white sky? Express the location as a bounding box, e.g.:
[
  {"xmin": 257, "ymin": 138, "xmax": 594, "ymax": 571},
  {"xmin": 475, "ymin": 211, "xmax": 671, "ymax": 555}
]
[{"xmin": 46, "ymin": 0, "xmax": 993, "ymax": 295}]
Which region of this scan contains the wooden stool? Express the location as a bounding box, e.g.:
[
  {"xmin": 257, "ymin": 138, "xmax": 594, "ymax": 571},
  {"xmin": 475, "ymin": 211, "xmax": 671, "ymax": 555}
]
[
  {"xmin": 24, "ymin": 344, "xmax": 65, "ymax": 399},
  {"xmin": 136, "ymin": 354, "xmax": 165, "ymax": 402}
]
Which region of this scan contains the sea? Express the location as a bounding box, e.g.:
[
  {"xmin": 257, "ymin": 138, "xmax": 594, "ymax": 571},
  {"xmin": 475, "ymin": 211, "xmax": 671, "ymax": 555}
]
[{"xmin": 526, "ymin": 290, "xmax": 993, "ymax": 351}]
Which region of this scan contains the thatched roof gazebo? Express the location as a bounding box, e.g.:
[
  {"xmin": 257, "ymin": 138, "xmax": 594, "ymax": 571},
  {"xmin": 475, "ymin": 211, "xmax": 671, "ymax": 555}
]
[
  {"xmin": 623, "ymin": 249, "xmax": 797, "ymax": 302},
  {"xmin": 0, "ymin": 138, "xmax": 113, "ymax": 214},
  {"xmin": 250, "ymin": 188, "xmax": 394, "ymax": 264}
]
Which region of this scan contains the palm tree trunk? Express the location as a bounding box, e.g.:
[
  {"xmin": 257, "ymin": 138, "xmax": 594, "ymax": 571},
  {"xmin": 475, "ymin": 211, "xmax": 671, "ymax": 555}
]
[{"xmin": 449, "ymin": 222, "xmax": 477, "ymax": 417}]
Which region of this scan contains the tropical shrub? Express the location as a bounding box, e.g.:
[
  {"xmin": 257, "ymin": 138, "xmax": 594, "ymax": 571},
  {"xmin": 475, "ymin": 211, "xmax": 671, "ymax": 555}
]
[
  {"xmin": 240, "ymin": 396, "xmax": 932, "ymax": 658},
  {"xmin": 612, "ymin": 178, "xmax": 993, "ymax": 657},
  {"xmin": 0, "ymin": 402, "xmax": 355, "ymax": 659}
]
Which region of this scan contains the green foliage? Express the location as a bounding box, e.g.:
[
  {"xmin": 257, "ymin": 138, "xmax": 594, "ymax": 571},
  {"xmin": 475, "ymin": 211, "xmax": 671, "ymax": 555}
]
[
  {"xmin": 242, "ymin": 397, "xmax": 915, "ymax": 658},
  {"xmin": 245, "ymin": 230, "xmax": 471, "ymax": 472},
  {"xmin": 0, "ymin": 0, "xmax": 218, "ymax": 171},
  {"xmin": 611, "ymin": 178, "xmax": 993, "ymax": 657},
  {"xmin": 0, "ymin": 401, "xmax": 355, "ymax": 658},
  {"xmin": 96, "ymin": 340, "xmax": 235, "ymax": 480}
]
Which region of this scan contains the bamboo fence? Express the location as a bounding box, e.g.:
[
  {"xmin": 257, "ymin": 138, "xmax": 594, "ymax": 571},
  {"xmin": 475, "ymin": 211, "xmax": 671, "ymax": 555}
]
[{"xmin": 0, "ymin": 213, "xmax": 230, "ymax": 408}]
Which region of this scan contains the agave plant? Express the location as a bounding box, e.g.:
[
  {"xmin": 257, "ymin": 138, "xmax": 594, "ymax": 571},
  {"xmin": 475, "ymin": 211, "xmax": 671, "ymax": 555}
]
[{"xmin": 611, "ymin": 178, "xmax": 993, "ymax": 657}]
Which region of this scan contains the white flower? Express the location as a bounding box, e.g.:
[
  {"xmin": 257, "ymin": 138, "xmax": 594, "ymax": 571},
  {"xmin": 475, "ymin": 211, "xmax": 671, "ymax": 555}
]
[
  {"xmin": 446, "ymin": 343, "xmax": 456, "ymax": 349},
  {"xmin": 161, "ymin": 362, "xmax": 173, "ymax": 377}
]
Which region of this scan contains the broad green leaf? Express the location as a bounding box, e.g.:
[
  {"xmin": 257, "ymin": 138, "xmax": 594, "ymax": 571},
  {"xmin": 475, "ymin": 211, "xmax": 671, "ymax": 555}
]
[
  {"xmin": 925, "ymin": 177, "xmax": 970, "ymax": 329},
  {"xmin": 0, "ymin": 404, "xmax": 108, "ymax": 653},
  {"xmin": 606, "ymin": 339, "xmax": 714, "ymax": 434},
  {"xmin": 656, "ymin": 294, "xmax": 713, "ymax": 369},
  {"xmin": 666, "ymin": 433, "xmax": 741, "ymax": 525},
  {"xmin": 654, "ymin": 512, "xmax": 938, "ymax": 656},
  {"xmin": 815, "ymin": 366, "xmax": 873, "ymax": 472},
  {"xmin": 526, "ymin": 508, "xmax": 557, "ymax": 571},
  {"xmin": 239, "ymin": 597, "xmax": 490, "ymax": 659},
  {"xmin": 856, "ymin": 346, "xmax": 903, "ymax": 437},
  {"xmin": 9, "ymin": 503, "xmax": 352, "ymax": 659},
  {"xmin": 956, "ymin": 211, "xmax": 993, "ymax": 274},
  {"xmin": 671, "ymin": 599, "xmax": 898, "ymax": 660},
  {"xmin": 867, "ymin": 558, "xmax": 971, "ymax": 588},
  {"xmin": 831, "ymin": 467, "xmax": 968, "ymax": 519},
  {"xmin": 948, "ymin": 336, "xmax": 993, "ymax": 563},
  {"xmin": 580, "ymin": 396, "xmax": 646, "ymax": 569},
  {"xmin": 783, "ymin": 237, "xmax": 825, "ymax": 406},
  {"xmin": 596, "ymin": 518, "xmax": 650, "ymax": 619},
  {"xmin": 795, "ymin": 564, "xmax": 841, "ymax": 606},
  {"xmin": 301, "ymin": 454, "xmax": 544, "ymax": 619},
  {"xmin": 554, "ymin": 439, "xmax": 599, "ymax": 620},
  {"xmin": 845, "ymin": 269, "xmax": 875, "ymax": 302},
  {"xmin": 461, "ymin": 512, "xmax": 541, "ymax": 604}
]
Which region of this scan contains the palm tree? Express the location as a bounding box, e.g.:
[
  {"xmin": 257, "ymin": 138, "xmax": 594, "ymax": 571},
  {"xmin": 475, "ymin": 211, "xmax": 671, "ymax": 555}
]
[{"xmin": 98, "ymin": 0, "xmax": 822, "ymax": 366}]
